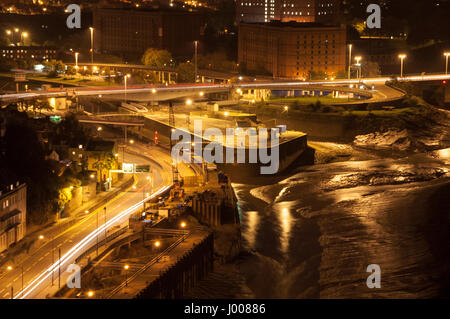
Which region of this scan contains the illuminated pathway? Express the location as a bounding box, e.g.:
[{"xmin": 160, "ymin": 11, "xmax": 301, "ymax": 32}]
[
  {"xmin": 0, "ymin": 146, "xmax": 187, "ymax": 299},
  {"xmin": 1, "ymin": 73, "xmax": 449, "ymax": 104}
]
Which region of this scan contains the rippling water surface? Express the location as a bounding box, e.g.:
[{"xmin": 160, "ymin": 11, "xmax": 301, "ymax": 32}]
[{"xmin": 233, "ymin": 151, "xmax": 450, "ymax": 298}]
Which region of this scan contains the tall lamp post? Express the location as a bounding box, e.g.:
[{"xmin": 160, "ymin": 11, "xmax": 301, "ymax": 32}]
[
  {"xmin": 14, "ymin": 28, "xmax": 19, "ymax": 45},
  {"xmin": 75, "ymin": 52, "xmax": 79, "ymax": 69},
  {"xmin": 398, "ymin": 54, "xmax": 407, "ymax": 77},
  {"xmin": 124, "ymin": 74, "xmax": 131, "ymax": 103},
  {"xmin": 89, "ymin": 27, "xmax": 94, "ymax": 65},
  {"xmin": 444, "ymin": 52, "xmax": 450, "ymax": 75},
  {"xmin": 348, "ymin": 44, "xmax": 352, "ymax": 79},
  {"xmin": 194, "ymin": 40, "xmax": 198, "ymax": 83},
  {"xmin": 6, "ymin": 30, "xmax": 12, "ymax": 43},
  {"xmin": 355, "ymin": 56, "xmax": 362, "ymax": 79},
  {"xmin": 20, "ymin": 32, "xmax": 28, "ymax": 46}
]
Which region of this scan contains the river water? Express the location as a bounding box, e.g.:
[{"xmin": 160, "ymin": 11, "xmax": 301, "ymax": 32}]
[{"xmin": 233, "ymin": 149, "xmax": 450, "ymax": 298}]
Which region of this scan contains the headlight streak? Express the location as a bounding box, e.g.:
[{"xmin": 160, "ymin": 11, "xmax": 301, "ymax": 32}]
[{"xmin": 16, "ymin": 184, "xmax": 171, "ymax": 299}]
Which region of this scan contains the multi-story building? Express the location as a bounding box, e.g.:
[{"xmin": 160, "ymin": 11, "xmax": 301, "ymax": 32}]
[
  {"xmin": 93, "ymin": 8, "xmax": 205, "ymax": 60},
  {"xmin": 0, "ymin": 182, "xmax": 27, "ymax": 253},
  {"xmin": 0, "ymin": 46, "xmax": 57, "ymax": 62},
  {"xmin": 235, "ymin": 0, "xmax": 340, "ymax": 24},
  {"xmin": 238, "ymin": 21, "xmax": 347, "ymax": 79}
]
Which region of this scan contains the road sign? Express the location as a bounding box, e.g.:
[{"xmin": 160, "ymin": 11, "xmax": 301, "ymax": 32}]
[
  {"xmin": 135, "ymin": 165, "xmax": 150, "ymax": 173},
  {"xmin": 122, "ymin": 163, "xmax": 134, "ymax": 173}
]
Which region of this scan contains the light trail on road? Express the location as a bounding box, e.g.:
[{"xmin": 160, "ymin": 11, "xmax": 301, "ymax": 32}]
[{"xmin": 15, "ymin": 184, "xmax": 172, "ymax": 299}]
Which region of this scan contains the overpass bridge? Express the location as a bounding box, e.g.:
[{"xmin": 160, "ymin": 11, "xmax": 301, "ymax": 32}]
[
  {"xmin": 1, "ymin": 73, "xmax": 449, "ymax": 105},
  {"xmin": 76, "ymin": 114, "xmax": 145, "ymax": 126}
]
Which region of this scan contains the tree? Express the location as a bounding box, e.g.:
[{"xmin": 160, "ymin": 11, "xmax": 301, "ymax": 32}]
[
  {"xmin": 141, "ymin": 48, "xmax": 173, "ymax": 68},
  {"xmin": 44, "ymin": 59, "xmax": 65, "ymax": 73},
  {"xmin": 66, "ymin": 65, "xmax": 76, "ymax": 75},
  {"xmin": 362, "ymin": 61, "xmax": 381, "ymax": 78},
  {"xmin": 176, "ymin": 62, "xmax": 195, "ymax": 83},
  {"xmin": 92, "ymin": 152, "xmax": 116, "ymax": 182},
  {"xmin": 308, "ymin": 70, "xmax": 327, "ymax": 80},
  {"xmin": 2, "ymin": 114, "xmax": 61, "ymax": 224},
  {"xmin": 197, "ymin": 51, "xmax": 237, "ymax": 72}
]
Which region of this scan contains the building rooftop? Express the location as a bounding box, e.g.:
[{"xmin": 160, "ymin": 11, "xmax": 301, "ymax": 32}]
[{"xmin": 241, "ymin": 20, "xmax": 343, "ymax": 29}]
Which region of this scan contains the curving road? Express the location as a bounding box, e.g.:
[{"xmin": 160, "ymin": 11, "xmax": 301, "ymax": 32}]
[{"xmin": 0, "ymin": 144, "xmax": 185, "ymax": 299}]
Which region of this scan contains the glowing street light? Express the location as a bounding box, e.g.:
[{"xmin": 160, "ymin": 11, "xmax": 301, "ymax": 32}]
[
  {"xmin": 89, "ymin": 27, "xmax": 94, "ymax": 65},
  {"xmin": 444, "ymin": 52, "xmax": 450, "ymax": 75},
  {"xmin": 6, "ymin": 30, "xmax": 12, "ymax": 43},
  {"xmin": 74, "ymin": 52, "xmax": 79, "ymax": 69},
  {"xmin": 354, "ymin": 56, "xmax": 362, "ymax": 79},
  {"xmin": 39, "ymin": 235, "xmax": 44, "ymax": 240},
  {"xmin": 154, "ymin": 241, "xmax": 161, "ymax": 247},
  {"xmin": 87, "ymin": 290, "xmax": 94, "ymax": 297},
  {"xmin": 199, "ymin": 91, "xmax": 204, "ymax": 97},
  {"xmin": 194, "ymin": 40, "xmax": 198, "ymax": 82},
  {"xmin": 398, "ymin": 54, "xmax": 407, "ymax": 77},
  {"xmin": 7, "ymin": 266, "xmax": 13, "ymax": 271},
  {"xmin": 180, "ymin": 221, "xmax": 186, "ymax": 228},
  {"xmin": 20, "ymin": 32, "xmax": 28, "ymax": 45},
  {"xmin": 129, "ymin": 139, "xmax": 134, "ymax": 144},
  {"xmin": 124, "ymin": 73, "xmax": 131, "ymax": 103},
  {"xmin": 124, "ymin": 264, "xmax": 129, "ymax": 287},
  {"xmin": 348, "ymin": 44, "xmax": 352, "ymax": 79},
  {"xmin": 186, "ymin": 99, "xmax": 192, "ymax": 105}
]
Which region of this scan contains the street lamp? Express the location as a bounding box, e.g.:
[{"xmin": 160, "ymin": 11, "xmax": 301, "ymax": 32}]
[
  {"xmin": 124, "ymin": 264, "xmax": 129, "ymax": 287},
  {"xmin": 87, "ymin": 290, "xmax": 94, "ymax": 298},
  {"xmin": 7, "ymin": 266, "xmax": 13, "ymax": 299},
  {"xmin": 89, "ymin": 27, "xmax": 94, "ymax": 65},
  {"xmin": 444, "ymin": 52, "xmax": 450, "ymax": 75},
  {"xmin": 6, "ymin": 30, "xmax": 12, "ymax": 43},
  {"xmin": 20, "ymin": 32, "xmax": 28, "ymax": 45},
  {"xmin": 398, "ymin": 54, "xmax": 407, "ymax": 77},
  {"xmin": 194, "ymin": 40, "xmax": 198, "ymax": 82},
  {"xmin": 124, "ymin": 74, "xmax": 131, "ymax": 103},
  {"xmin": 348, "ymin": 44, "xmax": 352, "ymax": 79},
  {"xmin": 354, "ymin": 56, "xmax": 362, "ymax": 79}
]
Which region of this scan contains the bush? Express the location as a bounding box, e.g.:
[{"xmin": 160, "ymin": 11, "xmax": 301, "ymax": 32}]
[{"xmin": 47, "ymin": 70, "xmax": 59, "ymax": 78}]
